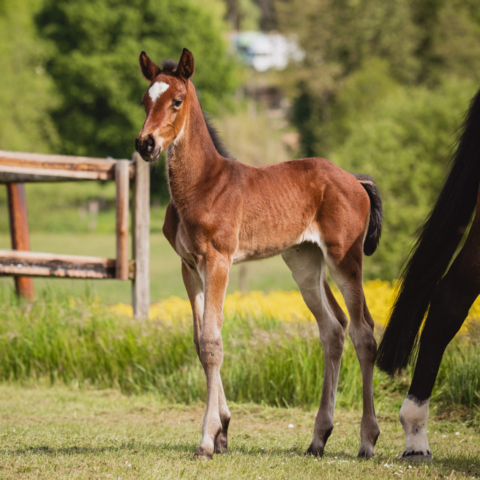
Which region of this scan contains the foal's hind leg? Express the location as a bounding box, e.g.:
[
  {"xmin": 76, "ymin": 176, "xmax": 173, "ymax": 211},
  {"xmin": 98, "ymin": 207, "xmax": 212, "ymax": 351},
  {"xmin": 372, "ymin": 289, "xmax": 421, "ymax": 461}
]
[
  {"xmin": 326, "ymin": 242, "xmax": 380, "ymax": 459},
  {"xmin": 398, "ymin": 215, "xmax": 480, "ymax": 461},
  {"xmin": 181, "ymin": 261, "xmax": 231, "ymax": 456},
  {"xmin": 282, "ymin": 244, "xmax": 348, "ymax": 456}
]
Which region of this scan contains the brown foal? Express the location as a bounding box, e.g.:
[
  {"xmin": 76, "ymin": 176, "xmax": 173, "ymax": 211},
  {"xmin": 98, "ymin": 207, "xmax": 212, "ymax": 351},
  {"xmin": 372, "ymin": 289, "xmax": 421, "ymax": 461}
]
[{"xmin": 135, "ymin": 49, "xmax": 383, "ymax": 460}]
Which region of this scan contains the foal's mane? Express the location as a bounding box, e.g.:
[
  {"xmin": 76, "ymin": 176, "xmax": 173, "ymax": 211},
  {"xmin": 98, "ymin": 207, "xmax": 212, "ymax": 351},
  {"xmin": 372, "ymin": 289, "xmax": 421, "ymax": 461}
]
[{"xmin": 161, "ymin": 59, "xmax": 234, "ymax": 160}]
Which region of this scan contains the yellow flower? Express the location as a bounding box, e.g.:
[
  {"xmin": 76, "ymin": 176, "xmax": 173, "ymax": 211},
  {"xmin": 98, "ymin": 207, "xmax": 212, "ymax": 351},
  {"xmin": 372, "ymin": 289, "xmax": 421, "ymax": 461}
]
[{"xmin": 111, "ymin": 280, "xmax": 479, "ymax": 337}]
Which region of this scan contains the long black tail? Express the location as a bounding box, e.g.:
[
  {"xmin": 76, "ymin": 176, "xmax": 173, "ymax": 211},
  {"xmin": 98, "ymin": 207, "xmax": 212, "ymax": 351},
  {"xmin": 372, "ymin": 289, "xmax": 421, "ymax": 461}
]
[
  {"xmin": 376, "ymin": 88, "xmax": 480, "ymax": 376},
  {"xmin": 355, "ymin": 174, "xmax": 383, "ymax": 256}
]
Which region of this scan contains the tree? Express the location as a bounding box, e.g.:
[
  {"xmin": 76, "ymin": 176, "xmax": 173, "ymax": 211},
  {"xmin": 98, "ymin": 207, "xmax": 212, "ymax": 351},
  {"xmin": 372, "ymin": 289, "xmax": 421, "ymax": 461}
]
[
  {"xmin": 275, "ymin": 0, "xmax": 420, "ymax": 156},
  {"xmin": 0, "ymin": 0, "xmax": 59, "ymax": 153},
  {"xmin": 36, "ymin": 0, "xmax": 239, "ymax": 160},
  {"xmin": 330, "ymin": 74, "xmax": 478, "ymax": 279}
]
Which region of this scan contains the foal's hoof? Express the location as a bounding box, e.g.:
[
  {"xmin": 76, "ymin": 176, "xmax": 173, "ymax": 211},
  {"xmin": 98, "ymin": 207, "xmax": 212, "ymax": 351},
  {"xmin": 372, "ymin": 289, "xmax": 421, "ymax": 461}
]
[
  {"xmin": 214, "ymin": 437, "xmax": 228, "ymax": 454},
  {"xmin": 357, "ymin": 445, "xmax": 374, "ymax": 459},
  {"xmin": 193, "ymin": 447, "xmax": 213, "ymax": 461},
  {"xmin": 304, "ymin": 443, "xmax": 325, "ymax": 457},
  {"xmin": 399, "ymin": 450, "xmax": 432, "ymax": 462}
]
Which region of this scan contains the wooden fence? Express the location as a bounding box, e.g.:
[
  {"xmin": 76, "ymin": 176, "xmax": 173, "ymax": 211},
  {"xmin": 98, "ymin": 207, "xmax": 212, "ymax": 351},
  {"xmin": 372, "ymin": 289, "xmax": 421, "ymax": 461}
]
[{"xmin": 0, "ymin": 150, "xmax": 150, "ymax": 318}]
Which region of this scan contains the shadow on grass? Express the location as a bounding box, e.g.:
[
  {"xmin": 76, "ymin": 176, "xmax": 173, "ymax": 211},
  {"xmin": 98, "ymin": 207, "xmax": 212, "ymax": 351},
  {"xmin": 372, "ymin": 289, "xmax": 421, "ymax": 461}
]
[
  {"xmin": 0, "ymin": 442, "xmax": 196, "ymax": 457},
  {"xmin": 0, "ymin": 442, "xmax": 340, "ymax": 459},
  {"xmin": 428, "ymin": 456, "xmax": 480, "ymax": 476},
  {"xmin": 3, "ymin": 444, "xmax": 480, "ymax": 476}
]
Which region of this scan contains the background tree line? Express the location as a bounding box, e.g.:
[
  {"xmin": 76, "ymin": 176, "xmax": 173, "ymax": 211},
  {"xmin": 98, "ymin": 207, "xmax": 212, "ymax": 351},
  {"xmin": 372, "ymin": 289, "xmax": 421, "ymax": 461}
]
[
  {"xmin": 272, "ymin": 0, "xmax": 480, "ymax": 277},
  {"xmin": 1, "ymin": 0, "xmax": 479, "ymax": 280}
]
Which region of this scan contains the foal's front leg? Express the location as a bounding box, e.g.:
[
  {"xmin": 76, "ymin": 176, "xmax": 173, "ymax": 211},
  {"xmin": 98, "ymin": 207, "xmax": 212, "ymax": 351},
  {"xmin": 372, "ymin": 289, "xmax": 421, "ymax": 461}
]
[
  {"xmin": 194, "ymin": 252, "xmax": 231, "ymax": 460},
  {"xmin": 182, "ymin": 260, "xmax": 231, "ymax": 455}
]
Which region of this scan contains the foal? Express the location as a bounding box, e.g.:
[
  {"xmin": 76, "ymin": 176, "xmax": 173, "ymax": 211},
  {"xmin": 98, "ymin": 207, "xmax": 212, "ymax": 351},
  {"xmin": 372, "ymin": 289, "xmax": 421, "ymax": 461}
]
[{"xmin": 135, "ymin": 48, "xmax": 383, "ymax": 460}]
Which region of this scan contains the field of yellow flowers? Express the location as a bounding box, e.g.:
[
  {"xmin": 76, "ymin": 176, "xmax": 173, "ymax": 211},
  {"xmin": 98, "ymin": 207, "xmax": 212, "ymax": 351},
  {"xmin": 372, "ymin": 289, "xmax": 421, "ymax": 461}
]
[{"xmin": 113, "ymin": 280, "xmax": 480, "ymax": 336}]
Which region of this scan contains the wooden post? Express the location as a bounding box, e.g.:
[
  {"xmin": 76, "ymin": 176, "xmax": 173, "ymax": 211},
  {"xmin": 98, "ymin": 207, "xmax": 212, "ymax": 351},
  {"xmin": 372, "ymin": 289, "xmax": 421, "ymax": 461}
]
[
  {"xmin": 131, "ymin": 153, "xmax": 150, "ymax": 318},
  {"xmin": 239, "ymin": 264, "xmax": 249, "ymax": 294},
  {"xmin": 115, "ymin": 160, "xmax": 129, "ymax": 280},
  {"xmin": 6, "ymin": 183, "xmax": 34, "ymax": 300}
]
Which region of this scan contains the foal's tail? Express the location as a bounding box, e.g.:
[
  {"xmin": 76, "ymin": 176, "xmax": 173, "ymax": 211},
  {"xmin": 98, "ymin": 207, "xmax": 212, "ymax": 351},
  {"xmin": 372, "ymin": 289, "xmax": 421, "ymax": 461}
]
[
  {"xmin": 354, "ymin": 174, "xmax": 383, "ymax": 256},
  {"xmin": 376, "ymin": 87, "xmax": 480, "ymax": 376}
]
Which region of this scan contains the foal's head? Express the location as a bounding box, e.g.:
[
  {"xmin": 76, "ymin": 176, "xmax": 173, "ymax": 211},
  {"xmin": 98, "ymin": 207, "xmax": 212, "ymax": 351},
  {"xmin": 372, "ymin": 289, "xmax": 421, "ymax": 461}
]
[{"xmin": 135, "ymin": 48, "xmax": 194, "ymax": 162}]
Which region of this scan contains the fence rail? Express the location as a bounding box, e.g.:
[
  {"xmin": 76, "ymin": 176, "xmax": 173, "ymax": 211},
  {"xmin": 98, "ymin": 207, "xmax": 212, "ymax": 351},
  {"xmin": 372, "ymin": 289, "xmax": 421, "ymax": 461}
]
[{"xmin": 0, "ymin": 150, "xmax": 150, "ymax": 318}]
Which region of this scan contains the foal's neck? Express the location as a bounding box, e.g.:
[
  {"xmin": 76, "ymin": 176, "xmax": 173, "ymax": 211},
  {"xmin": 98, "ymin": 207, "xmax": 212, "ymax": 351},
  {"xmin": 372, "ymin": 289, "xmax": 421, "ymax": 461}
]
[{"xmin": 166, "ymin": 93, "xmax": 223, "ymax": 212}]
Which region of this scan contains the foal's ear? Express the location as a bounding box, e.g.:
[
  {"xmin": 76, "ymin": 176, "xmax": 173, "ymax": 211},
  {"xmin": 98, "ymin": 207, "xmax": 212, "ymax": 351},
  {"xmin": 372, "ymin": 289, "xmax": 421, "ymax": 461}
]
[
  {"xmin": 176, "ymin": 48, "xmax": 194, "ymax": 81},
  {"xmin": 139, "ymin": 51, "xmax": 161, "ymax": 81}
]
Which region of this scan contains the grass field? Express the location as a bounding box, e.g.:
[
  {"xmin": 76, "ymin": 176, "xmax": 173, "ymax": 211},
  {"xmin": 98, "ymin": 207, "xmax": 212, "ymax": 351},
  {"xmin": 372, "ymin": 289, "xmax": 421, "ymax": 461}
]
[
  {"xmin": 0, "ymin": 384, "xmax": 479, "ymax": 479},
  {"xmin": 2, "ymin": 184, "xmax": 480, "ymax": 477}
]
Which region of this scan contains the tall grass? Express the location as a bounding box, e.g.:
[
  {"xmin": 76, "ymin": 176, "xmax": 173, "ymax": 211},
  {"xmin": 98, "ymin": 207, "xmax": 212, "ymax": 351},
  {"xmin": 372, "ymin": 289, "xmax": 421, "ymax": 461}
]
[{"xmin": 0, "ymin": 293, "xmax": 479, "ymax": 410}]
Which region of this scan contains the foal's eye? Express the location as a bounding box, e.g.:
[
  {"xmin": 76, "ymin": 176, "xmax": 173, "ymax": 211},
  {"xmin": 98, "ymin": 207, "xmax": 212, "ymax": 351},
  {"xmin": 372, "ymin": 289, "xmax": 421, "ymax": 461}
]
[{"xmin": 173, "ymin": 100, "xmax": 183, "ymax": 108}]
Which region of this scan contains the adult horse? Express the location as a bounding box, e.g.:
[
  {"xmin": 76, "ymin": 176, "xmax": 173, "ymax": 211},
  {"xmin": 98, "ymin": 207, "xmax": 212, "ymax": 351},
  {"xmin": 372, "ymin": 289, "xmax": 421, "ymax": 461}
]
[
  {"xmin": 376, "ymin": 88, "xmax": 480, "ymax": 461},
  {"xmin": 135, "ymin": 48, "xmax": 383, "ymax": 460}
]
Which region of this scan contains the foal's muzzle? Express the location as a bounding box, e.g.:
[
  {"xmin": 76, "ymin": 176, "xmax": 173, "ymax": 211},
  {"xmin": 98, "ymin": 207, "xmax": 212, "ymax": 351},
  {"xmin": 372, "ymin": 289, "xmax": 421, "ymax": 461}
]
[{"xmin": 135, "ymin": 134, "xmax": 161, "ymax": 162}]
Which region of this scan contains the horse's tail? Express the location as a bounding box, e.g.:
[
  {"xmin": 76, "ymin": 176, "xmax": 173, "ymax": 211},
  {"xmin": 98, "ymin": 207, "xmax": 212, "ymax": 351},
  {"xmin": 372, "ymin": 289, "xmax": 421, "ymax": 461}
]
[
  {"xmin": 354, "ymin": 174, "xmax": 383, "ymax": 256},
  {"xmin": 376, "ymin": 88, "xmax": 480, "ymax": 376}
]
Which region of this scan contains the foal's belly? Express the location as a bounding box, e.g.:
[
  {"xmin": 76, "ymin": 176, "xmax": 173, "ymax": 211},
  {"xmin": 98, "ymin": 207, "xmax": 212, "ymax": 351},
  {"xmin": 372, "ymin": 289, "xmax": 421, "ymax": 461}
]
[
  {"xmin": 232, "ymin": 222, "xmax": 322, "ymax": 264},
  {"xmin": 173, "ymin": 211, "xmax": 322, "ymax": 267}
]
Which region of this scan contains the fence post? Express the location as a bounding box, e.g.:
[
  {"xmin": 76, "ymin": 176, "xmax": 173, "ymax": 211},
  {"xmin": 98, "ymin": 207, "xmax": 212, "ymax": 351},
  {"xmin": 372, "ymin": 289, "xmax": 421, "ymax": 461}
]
[
  {"xmin": 131, "ymin": 153, "xmax": 150, "ymax": 319},
  {"xmin": 6, "ymin": 183, "xmax": 34, "ymax": 300},
  {"xmin": 115, "ymin": 161, "xmax": 130, "ymax": 280}
]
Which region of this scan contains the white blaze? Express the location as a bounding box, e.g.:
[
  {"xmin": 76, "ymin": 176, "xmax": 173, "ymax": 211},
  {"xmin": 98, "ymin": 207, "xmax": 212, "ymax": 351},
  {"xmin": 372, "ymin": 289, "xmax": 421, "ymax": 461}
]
[{"xmin": 149, "ymin": 81, "xmax": 170, "ymax": 102}]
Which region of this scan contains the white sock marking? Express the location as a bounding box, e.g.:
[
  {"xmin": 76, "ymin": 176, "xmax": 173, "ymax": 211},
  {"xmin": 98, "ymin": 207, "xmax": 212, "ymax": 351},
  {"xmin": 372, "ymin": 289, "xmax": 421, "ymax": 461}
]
[
  {"xmin": 399, "ymin": 396, "xmax": 431, "ymax": 457},
  {"xmin": 149, "ymin": 81, "xmax": 170, "ymax": 102}
]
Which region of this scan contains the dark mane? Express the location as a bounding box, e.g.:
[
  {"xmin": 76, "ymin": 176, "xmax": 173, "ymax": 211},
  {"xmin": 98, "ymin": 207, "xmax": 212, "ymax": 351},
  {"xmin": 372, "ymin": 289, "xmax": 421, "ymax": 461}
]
[
  {"xmin": 161, "ymin": 59, "xmax": 234, "ymax": 160},
  {"xmin": 202, "ymin": 111, "xmax": 234, "ymax": 160}
]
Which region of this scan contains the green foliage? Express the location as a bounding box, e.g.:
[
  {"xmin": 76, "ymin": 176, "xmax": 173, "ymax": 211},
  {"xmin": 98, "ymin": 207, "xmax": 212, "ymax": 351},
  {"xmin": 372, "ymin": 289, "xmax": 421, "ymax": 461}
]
[
  {"xmin": 0, "ymin": 0, "xmax": 59, "ymax": 152},
  {"xmin": 276, "ymin": 0, "xmax": 420, "ymax": 84},
  {"xmin": 332, "ymin": 74, "xmax": 478, "ymax": 279},
  {"xmin": 35, "ymin": 0, "xmax": 238, "ymax": 159},
  {"xmin": 276, "ymin": 0, "xmax": 480, "ymax": 279},
  {"xmin": 412, "ymin": 0, "xmax": 480, "ymax": 83}
]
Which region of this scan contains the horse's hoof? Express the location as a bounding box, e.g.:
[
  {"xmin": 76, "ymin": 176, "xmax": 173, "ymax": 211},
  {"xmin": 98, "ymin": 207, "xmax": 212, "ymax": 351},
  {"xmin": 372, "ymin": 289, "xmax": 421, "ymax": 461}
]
[
  {"xmin": 399, "ymin": 450, "xmax": 432, "ymax": 462},
  {"xmin": 214, "ymin": 441, "xmax": 228, "ymax": 454},
  {"xmin": 357, "ymin": 446, "xmax": 374, "ymax": 459},
  {"xmin": 193, "ymin": 447, "xmax": 213, "ymax": 461},
  {"xmin": 304, "ymin": 443, "xmax": 325, "ymax": 457}
]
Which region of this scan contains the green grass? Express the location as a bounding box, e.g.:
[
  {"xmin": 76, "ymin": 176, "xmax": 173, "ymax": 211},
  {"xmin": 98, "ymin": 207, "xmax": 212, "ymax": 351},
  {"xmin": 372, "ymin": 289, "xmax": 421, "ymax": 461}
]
[
  {"xmin": 0, "ymin": 384, "xmax": 479, "ymax": 479},
  {"xmin": 0, "ymin": 294, "xmax": 479, "ymax": 413}
]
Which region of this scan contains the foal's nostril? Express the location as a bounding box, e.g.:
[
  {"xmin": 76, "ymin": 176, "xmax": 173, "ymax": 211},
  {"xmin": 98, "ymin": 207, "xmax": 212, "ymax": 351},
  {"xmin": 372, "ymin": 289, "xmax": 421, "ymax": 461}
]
[
  {"xmin": 135, "ymin": 137, "xmax": 140, "ymax": 152},
  {"xmin": 147, "ymin": 135, "xmax": 155, "ymax": 153}
]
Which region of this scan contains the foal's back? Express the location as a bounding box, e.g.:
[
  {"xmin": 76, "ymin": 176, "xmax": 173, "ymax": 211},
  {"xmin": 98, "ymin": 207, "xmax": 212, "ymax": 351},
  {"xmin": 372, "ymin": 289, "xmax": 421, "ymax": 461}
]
[{"xmin": 228, "ymin": 156, "xmax": 371, "ymax": 263}]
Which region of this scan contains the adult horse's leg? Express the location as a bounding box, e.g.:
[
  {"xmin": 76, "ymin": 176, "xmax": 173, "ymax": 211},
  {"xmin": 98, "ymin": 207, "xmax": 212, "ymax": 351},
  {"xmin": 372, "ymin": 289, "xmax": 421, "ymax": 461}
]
[
  {"xmin": 282, "ymin": 243, "xmax": 348, "ymax": 456},
  {"xmin": 399, "ymin": 215, "xmax": 480, "ymax": 460},
  {"xmin": 192, "ymin": 252, "xmax": 231, "ymax": 460},
  {"xmin": 182, "ymin": 260, "xmax": 231, "ymax": 457},
  {"xmin": 327, "ymin": 242, "xmax": 380, "ymax": 459}
]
